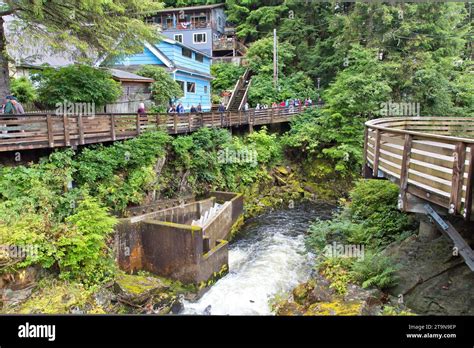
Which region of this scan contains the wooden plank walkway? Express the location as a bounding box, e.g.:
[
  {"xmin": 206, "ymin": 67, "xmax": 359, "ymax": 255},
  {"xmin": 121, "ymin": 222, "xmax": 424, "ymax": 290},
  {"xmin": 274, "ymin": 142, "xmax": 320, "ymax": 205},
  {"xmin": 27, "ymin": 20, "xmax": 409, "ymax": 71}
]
[
  {"xmin": 0, "ymin": 106, "xmax": 312, "ymax": 153},
  {"xmin": 364, "ymin": 117, "xmax": 474, "ymax": 220}
]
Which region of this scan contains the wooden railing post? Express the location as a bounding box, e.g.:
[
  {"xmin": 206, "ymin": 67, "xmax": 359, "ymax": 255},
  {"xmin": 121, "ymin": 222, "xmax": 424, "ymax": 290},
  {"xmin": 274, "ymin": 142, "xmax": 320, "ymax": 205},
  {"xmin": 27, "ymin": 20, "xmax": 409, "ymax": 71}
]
[
  {"xmin": 362, "ymin": 127, "xmax": 370, "ymax": 178},
  {"xmin": 450, "ymin": 142, "xmax": 467, "ymax": 215},
  {"xmin": 464, "ymin": 145, "xmax": 474, "ymax": 221},
  {"xmin": 77, "ymin": 114, "xmax": 85, "ymax": 145},
  {"xmin": 63, "ymin": 114, "xmax": 70, "ymax": 146},
  {"xmin": 211, "ymin": 112, "xmax": 215, "ymax": 128},
  {"xmin": 156, "ymin": 114, "xmax": 160, "ymax": 130},
  {"xmin": 46, "ymin": 114, "xmax": 54, "ymax": 148},
  {"xmin": 110, "ymin": 114, "xmax": 116, "ymax": 141},
  {"xmin": 188, "ymin": 113, "xmax": 192, "ymax": 132},
  {"xmin": 372, "ymin": 129, "xmax": 381, "ymax": 177},
  {"xmin": 174, "ymin": 114, "xmax": 178, "ymax": 134},
  {"xmin": 136, "ymin": 113, "xmax": 141, "ymax": 135},
  {"xmin": 399, "ymin": 134, "xmax": 413, "ymax": 210}
]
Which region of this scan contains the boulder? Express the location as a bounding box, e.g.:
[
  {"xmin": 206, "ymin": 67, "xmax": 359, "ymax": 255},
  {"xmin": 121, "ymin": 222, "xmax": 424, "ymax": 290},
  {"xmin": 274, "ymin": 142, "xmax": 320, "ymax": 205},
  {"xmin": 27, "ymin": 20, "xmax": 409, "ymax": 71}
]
[{"xmin": 114, "ymin": 274, "xmax": 169, "ymax": 306}]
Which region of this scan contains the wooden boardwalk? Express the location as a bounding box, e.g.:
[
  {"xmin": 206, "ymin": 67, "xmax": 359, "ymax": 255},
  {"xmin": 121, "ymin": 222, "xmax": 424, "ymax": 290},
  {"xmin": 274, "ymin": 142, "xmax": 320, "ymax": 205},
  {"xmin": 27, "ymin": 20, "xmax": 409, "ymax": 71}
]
[
  {"xmin": 364, "ymin": 117, "xmax": 474, "ymax": 220},
  {"xmin": 0, "ymin": 106, "xmax": 311, "ymax": 153}
]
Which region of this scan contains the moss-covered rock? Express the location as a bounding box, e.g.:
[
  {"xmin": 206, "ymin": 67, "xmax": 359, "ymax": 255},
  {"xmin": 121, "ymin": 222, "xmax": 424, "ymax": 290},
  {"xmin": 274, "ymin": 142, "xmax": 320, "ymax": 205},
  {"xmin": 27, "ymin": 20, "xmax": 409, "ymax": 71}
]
[
  {"xmin": 114, "ymin": 273, "xmax": 169, "ymax": 305},
  {"xmin": 305, "ymin": 299, "xmax": 362, "ymax": 316}
]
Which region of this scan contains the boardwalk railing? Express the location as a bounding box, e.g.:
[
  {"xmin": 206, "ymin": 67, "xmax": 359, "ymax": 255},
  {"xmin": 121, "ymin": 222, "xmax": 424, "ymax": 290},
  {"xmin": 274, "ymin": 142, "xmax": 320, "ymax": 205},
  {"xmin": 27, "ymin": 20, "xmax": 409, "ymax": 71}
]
[
  {"xmin": 364, "ymin": 117, "xmax": 474, "ymax": 220},
  {"xmin": 0, "ymin": 106, "xmax": 312, "ymax": 153}
]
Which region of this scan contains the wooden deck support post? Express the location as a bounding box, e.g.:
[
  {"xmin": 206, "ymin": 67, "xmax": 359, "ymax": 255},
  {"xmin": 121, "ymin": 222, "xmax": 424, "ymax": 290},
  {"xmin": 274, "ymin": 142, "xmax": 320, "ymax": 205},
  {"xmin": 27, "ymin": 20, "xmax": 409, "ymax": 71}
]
[{"xmin": 46, "ymin": 114, "xmax": 54, "ymax": 148}]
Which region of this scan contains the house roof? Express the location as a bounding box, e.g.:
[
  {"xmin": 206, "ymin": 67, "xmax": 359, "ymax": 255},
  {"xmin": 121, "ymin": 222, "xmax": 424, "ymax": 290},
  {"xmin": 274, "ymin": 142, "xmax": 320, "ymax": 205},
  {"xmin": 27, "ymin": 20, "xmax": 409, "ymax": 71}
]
[
  {"xmin": 152, "ymin": 4, "xmax": 224, "ymax": 13},
  {"xmin": 108, "ymin": 69, "xmax": 154, "ymax": 83},
  {"xmin": 161, "ymin": 38, "xmax": 212, "ymax": 59},
  {"xmin": 171, "ymin": 65, "xmax": 213, "ymax": 79}
]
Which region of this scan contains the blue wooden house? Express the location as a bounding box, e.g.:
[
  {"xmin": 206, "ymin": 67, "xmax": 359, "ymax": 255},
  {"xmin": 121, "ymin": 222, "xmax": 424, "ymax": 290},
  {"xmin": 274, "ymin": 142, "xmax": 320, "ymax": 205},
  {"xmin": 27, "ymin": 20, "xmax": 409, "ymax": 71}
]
[{"xmin": 113, "ymin": 38, "xmax": 213, "ymax": 112}]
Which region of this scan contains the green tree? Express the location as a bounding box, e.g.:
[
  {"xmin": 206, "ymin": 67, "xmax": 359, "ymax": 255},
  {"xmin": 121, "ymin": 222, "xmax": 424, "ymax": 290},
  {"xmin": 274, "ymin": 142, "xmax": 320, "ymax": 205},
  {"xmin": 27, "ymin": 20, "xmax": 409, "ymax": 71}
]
[
  {"xmin": 136, "ymin": 65, "xmax": 184, "ymax": 109},
  {"xmin": 10, "ymin": 76, "xmax": 37, "ymax": 104},
  {"xmin": 211, "ymin": 62, "xmax": 246, "ymax": 94},
  {"xmin": 0, "ymin": 0, "xmax": 163, "ymax": 96},
  {"xmin": 34, "ymin": 65, "xmax": 122, "ymax": 108},
  {"xmin": 246, "ymin": 37, "xmax": 295, "ymax": 77}
]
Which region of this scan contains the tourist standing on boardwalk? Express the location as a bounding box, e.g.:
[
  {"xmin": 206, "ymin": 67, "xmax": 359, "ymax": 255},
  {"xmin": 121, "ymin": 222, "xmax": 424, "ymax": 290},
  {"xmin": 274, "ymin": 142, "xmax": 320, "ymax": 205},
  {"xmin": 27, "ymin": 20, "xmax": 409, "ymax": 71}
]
[{"xmin": 218, "ymin": 102, "xmax": 226, "ymax": 127}]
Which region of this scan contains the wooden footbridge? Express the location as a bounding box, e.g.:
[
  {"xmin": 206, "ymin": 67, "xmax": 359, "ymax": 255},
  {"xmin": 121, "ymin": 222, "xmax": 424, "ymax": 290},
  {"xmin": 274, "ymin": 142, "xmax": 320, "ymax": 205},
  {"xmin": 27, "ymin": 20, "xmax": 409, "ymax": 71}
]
[
  {"xmin": 363, "ymin": 117, "xmax": 474, "ymax": 270},
  {"xmin": 0, "ymin": 106, "xmax": 311, "ymax": 153}
]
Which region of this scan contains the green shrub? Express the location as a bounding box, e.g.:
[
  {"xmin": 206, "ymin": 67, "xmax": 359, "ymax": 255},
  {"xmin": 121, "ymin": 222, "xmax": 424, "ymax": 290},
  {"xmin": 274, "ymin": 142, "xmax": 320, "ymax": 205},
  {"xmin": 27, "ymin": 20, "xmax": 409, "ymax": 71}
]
[
  {"xmin": 34, "ymin": 65, "xmax": 122, "ymax": 107},
  {"xmin": 136, "ymin": 65, "xmax": 183, "ymax": 107},
  {"xmin": 349, "ymin": 179, "xmax": 399, "ymax": 220},
  {"xmin": 307, "ymin": 180, "xmax": 415, "ymax": 251},
  {"xmin": 351, "ymin": 252, "xmax": 398, "ymax": 289},
  {"xmin": 10, "ymin": 77, "xmax": 38, "ymax": 104},
  {"xmin": 318, "ymin": 257, "xmax": 354, "ymax": 295},
  {"xmin": 211, "ymin": 62, "xmax": 246, "ymax": 95},
  {"xmin": 57, "ymin": 196, "xmax": 117, "ymax": 285}
]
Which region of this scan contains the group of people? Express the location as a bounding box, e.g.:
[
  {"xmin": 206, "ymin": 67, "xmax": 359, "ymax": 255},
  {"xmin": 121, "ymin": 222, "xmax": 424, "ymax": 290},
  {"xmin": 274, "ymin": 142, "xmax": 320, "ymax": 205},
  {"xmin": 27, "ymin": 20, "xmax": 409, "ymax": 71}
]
[
  {"xmin": 167, "ymin": 102, "xmax": 203, "ymax": 114},
  {"xmin": 250, "ymin": 97, "xmax": 323, "ymax": 111},
  {"xmin": 1, "ymin": 96, "xmax": 25, "ymax": 115}
]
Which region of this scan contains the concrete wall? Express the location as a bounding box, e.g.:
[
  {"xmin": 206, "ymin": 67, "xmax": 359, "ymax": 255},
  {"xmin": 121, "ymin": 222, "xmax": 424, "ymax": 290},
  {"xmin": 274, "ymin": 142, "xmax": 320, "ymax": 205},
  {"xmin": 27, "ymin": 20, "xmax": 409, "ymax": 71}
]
[
  {"xmin": 114, "ymin": 192, "xmax": 243, "ymax": 284},
  {"xmin": 141, "ymin": 220, "xmax": 203, "ymax": 282},
  {"xmin": 202, "ymin": 201, "xmax": 233, "ymax": 248}
]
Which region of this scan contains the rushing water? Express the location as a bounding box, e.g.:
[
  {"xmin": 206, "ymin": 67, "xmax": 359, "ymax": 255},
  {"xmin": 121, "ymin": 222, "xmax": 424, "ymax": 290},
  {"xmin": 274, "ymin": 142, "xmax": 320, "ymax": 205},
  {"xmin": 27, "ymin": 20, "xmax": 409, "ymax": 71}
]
[{"xmin": 182, "ymin": 202, "xmax": 335, "ymax": 315}]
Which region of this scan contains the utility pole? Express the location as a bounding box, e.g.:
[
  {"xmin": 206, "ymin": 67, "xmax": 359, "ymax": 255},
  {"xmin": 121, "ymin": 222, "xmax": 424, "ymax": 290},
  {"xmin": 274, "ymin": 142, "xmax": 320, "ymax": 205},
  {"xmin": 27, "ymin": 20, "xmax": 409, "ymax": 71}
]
[{"xmin": 273, "ymin": 28, "xmax": 278, "ymax": 88}]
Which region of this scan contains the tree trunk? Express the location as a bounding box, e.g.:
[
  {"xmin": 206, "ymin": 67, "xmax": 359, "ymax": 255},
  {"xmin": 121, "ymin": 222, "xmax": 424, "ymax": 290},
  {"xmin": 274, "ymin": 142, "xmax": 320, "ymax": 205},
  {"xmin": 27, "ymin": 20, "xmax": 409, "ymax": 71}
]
[{"xmin": 0, "ymin": 16, "xmax": 10, "ymax": 97}]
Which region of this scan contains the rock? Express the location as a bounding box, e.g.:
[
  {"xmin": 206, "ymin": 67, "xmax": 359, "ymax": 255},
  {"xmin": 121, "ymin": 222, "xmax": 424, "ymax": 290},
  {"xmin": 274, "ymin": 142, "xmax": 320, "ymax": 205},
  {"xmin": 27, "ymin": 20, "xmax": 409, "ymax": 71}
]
[
  {"xmin": 307, "ymin": 282, "xmax": 334, "ymax": 303},
  {"xmin": 94, "ymin": 289, "xmax": 115, "ymax": 307},
  {"xmin": 305, "ymin": 299, "xmax": 363, "ymax": 316},
  {"xmin": 1, "ymin": 266, "xmax": 40, "ymax": 291},
  {"xmin": 1, "ymin": 286, "xmax": 34, "ymax": 307},
  {"xmin": 385, "ymin": 228, "xmax": 474, "ymax": 315},
  {"xmin": 292, "ymin": 282, "xmax": 313, "ymax": 305},
  {"xmin": 114, "ymin": 274, "xmax": 170, "ymax": 305},
  {"xmin": 170, "ymin": 296, "xmax": 184, "ymax": 314},
  {"xmin": 275, "ymin": 166, "xmax": 289, "ymax": 176}
]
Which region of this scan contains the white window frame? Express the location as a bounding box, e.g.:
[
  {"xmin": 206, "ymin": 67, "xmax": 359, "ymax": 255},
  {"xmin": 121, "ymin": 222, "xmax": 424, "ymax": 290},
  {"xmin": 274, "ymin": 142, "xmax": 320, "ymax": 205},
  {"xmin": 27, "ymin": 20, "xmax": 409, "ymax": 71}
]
[
  {"xmin": 186, "ymin": 82, "xmax": 196, "ymax": 94},
  {"xmin": 174, "ymin": 34, "xmax": 183, "ymax": 43},
  {"xmin": 195, "ymin": 53, "xmax": 204, "ymax": 63},
  {"xmin": 193, "ymin": 32, "xmax": 207, "ymax": 44}
]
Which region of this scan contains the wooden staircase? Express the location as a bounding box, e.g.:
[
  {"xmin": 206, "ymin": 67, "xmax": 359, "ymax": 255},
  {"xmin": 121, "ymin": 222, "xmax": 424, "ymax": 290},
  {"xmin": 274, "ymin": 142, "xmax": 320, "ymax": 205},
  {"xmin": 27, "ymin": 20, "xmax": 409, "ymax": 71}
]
[{"xmin": 226, "ymin": 69, "xmax": 252, "ymax": 112}]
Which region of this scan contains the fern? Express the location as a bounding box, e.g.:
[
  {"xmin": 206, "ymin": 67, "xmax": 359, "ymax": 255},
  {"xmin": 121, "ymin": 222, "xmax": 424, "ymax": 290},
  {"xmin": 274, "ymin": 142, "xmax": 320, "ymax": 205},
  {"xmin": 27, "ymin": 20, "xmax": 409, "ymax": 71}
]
[{"xmin": 351, "ymin": 252, "xmax": 398, "ymax": 290}]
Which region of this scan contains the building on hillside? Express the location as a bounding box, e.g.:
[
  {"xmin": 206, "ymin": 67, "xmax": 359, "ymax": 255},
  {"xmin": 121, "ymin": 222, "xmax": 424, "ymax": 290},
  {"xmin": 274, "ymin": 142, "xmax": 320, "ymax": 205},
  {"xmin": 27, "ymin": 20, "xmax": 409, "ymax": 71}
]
[
  {"xmin": 106, "ymin": 69, "xmax": 154, "ymax": 113},
  {"xmin": 145, "ymin": 4, "xmax": 246, "ymax": 61},
  {"xmin": 112, "ymin": 38, "xmax": 213, "ymax": 112}
]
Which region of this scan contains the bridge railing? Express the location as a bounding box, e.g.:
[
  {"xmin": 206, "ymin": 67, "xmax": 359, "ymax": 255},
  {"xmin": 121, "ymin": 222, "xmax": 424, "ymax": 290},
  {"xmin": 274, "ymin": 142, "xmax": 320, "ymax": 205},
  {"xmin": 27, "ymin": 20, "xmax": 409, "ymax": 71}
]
[
  {"xmin": 0, "ymin": 105, "xmax": 314, "ymax": 153},
  {"xmin": 364, "ymin": 117, "xmax": 474, "ymax": 220}
]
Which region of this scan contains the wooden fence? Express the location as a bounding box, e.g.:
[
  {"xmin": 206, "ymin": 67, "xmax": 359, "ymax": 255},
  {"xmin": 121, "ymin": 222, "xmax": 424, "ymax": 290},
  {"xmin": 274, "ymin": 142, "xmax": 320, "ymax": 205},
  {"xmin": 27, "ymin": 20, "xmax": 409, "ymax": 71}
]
[
  {"xmin": 0, "ymin": 106, "xmax": 312, "ymax": 153},
  {"xmin": 364, "ymin": 117, "xmax": 474, "ymax": 220}
]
